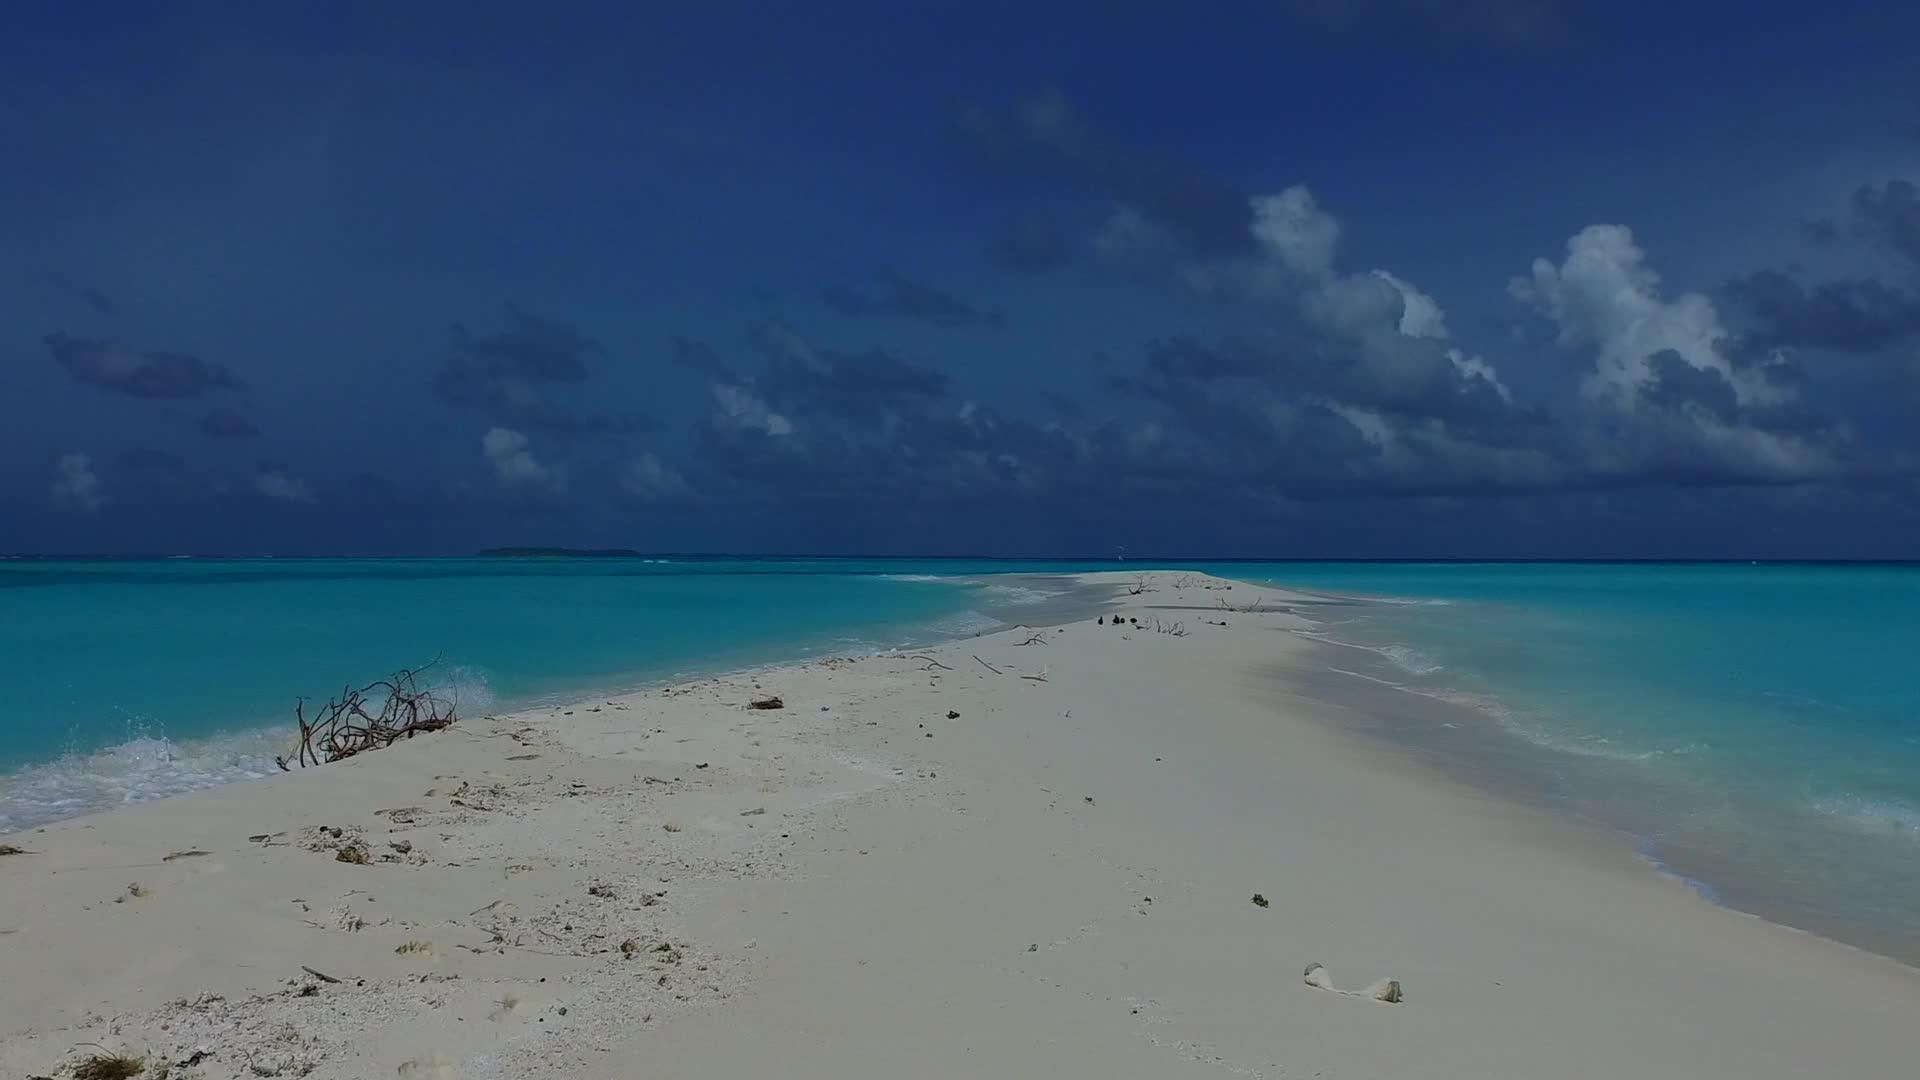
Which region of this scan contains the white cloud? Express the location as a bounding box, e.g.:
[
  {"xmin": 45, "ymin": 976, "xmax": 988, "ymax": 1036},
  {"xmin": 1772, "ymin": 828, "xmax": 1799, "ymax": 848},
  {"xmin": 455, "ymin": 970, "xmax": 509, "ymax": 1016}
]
[
  {"xmin": 712, "ymin": 384, "xmax": 794, "ymax": 437},
  {"xmin": 1373, "ymin": 270, "xmax": 1450, "ymax": 339},
  {"xmin": 622, "ymin": 453, "xmax": 691, "ymax": 501},
  {"xmin": 1512, "ymin": 224, "xmax": 1786, "ymax": 410},
  {"xmin": 482, "ymin": 427, "xmax": 564, "ymax": 494},
  {"xmin": 1447, "ymin": 348, "xmax": 1513, "ymax": 402},
  {"xmin": 51, "ymin": 452, "xmax": 106, "ymax": 512},
  {"xmin": 1251, "ymin": 185, "xmax": 1341, "ymax": 279},
  {"xmin": 254, "ymin": 470, "xmax": 315, "ymax": 503},
  {"xmin": 1515, "ymin": 224, "xmax": 1837, "ymax": 480}
]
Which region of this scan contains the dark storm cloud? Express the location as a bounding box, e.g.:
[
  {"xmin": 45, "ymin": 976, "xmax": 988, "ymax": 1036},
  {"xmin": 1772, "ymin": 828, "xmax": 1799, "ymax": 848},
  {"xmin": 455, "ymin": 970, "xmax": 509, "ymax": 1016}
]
[
  {"xmin": 750, "ymin": 321, "xmax": 950, "ymax": 421},
  {"xmin": 430, "ymin": 305, "xmax": 651, "ymax": 436},
  {"xmin": 1638, "ymin": 350, "xmax": 1739, "ymax": 421},
  {"xmin": 80, "ymin": 287, "xmax": 118, "ymax": 317},
  {"xmin": 987, "ymin": 213, "xmax": 1073, "ymax": 273},
  {"xmin": 679, "ymin": 314, "xmax": 1572, "ymax": 512},
  {"xmin": 821, "ymin": 270, "xmax": 1005, "ymax": 330},
  {"xmin": 118, "ymin": 446, "xmax": 185, "ymax": 472},
  {"xmin": 1728, "ymin": 270, "xmax": 1920, "ymax": 353},
  {"xmin": 45, "ymin": 333, "xmax": 242, "ymax": 399},
  {"xmin": 1852, "ymin": 179, "xmax": 1920, "ymax": 265},
  {"xmin": 1135, "ymin": 328, "xmax": 1524, "ymax": 428},
  {"xmin": 198, "ymin": 407, "xmax": 260, "ymax": 439},
  {"xmin": 952, "ymin": 89, "xmax": 1257, "ymax": 259}
]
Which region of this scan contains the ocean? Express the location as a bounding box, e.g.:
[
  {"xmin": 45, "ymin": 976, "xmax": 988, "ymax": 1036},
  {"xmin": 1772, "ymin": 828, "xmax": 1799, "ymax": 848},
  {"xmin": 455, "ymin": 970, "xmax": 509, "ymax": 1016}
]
[
  {"xmin": 3, "ymin": 558, "xmax": 1918, "ymax": 963},
  {"xmin": 0, "ymin": 557, "xmax": 1076, "ymax": 832},
  {"xmin": 1238, "ymin": 562, "xmax": 1920, "ymax": 963}
]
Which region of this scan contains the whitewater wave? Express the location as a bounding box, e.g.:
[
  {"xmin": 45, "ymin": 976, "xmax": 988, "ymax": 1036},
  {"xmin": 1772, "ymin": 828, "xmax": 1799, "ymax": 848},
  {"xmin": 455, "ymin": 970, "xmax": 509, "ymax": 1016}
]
[
  {"xmin": 977, "ymin": 583, "xmax": 1061, "ymax": 606},
  {"xmin": 0, "ymin": 666, "xmax": 498, "ymax": 834},
  {"xmin": 877, "ymin": 573, "xmax": 952, "ymax": 584},
  {"xmin": 918, "ymin": 609, "xmax": 1007, "ymax": 637},
  {"xmin": 1807, "ymin": 794, "xmax": 1920, "ymax": 840},
  {"xmin": 1293, "ymin": 631, "xmax": 1444, "ymax": 676},
  {"xmin": 0, "ymin": 728, "xmax": 285, "ymax": 833}
]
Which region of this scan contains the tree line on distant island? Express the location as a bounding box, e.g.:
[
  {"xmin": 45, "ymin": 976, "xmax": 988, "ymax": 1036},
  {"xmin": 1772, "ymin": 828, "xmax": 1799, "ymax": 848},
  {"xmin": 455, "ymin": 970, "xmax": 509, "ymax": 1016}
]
[{"xmin": 477, "ymin": 547, "xmax": 644, "ymax": 557}]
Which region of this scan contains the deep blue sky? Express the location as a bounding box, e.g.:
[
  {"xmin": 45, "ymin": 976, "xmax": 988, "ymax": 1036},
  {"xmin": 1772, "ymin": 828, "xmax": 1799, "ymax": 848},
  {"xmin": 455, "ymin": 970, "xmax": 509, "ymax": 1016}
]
[{"xmin": 6, "ymin": 1, "xmax": 1920, "ymax": 557}]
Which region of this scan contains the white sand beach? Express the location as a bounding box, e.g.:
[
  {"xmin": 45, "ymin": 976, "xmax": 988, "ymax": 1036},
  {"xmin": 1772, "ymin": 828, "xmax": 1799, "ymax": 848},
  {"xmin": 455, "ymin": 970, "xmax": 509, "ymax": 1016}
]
[{"xmin": 2, "ymin": 571, "xmax": 1914, "ymax": 1079}]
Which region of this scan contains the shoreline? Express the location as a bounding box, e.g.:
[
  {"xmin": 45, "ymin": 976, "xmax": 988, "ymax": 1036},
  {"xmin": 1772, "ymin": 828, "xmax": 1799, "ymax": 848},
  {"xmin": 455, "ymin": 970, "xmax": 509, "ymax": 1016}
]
[
  {"xmin": 3, "ymin": 572, "xmax": 1915, "ymax": 1078},
  {"xmin": 0, "ymin": 572, "xmax": 1104, "ymax": 836}
]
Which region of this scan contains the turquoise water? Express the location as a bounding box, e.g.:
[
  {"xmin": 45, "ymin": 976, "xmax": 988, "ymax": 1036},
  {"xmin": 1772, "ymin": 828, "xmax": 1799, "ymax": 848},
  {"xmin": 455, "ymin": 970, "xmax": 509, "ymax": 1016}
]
[
  {"xmin": 1237, "ymin": 562, "xmax": 1920, "ymax": 961},
  {"xmin": 5, "ymin": 557, "xmax": 1919, "ymax": 961},
  {"xmin": 0, "ymin": 557, "xmax": 1078, "ymax": 830}
]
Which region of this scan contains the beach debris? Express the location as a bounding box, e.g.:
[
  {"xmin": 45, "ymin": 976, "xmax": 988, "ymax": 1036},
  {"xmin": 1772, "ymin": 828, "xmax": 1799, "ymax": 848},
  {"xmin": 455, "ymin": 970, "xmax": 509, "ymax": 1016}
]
[
  {"xmin": 973, "ymin": 654, "xmax": 1002, "ymax": 675},
  {"xmin": 506, "ymin": 753, "xmax": 541, "ymax": 761},
  {"xmin": 70, "ymin": 1050, "xmax": 146, "ymax": 1080},
  {"xmin": 946, "ymin": 710, "xmax": 961, "ymax": 719},
  {"xmin": 334, "ymin": 842, "xmax": 371, "ymax": 865},
  {"xmin": 1303, "ymin": 962, "xmax": 1403, "ymax": 1003},
  {"xmin": 389, "ymin": 839, "xmax": 413, "ymax": 855},
  {"xmin": 0, "ymin": 843, "xmax": 32, "ymax": 856},
  {"xmin": 1083, "ymin": 796, "xmax": 1095, "ymax": 805},
  {"xmin": 1250, "ymin": 893, "xmax": 1269, "ymax": 908},
  {"xmin": 162, "ymin": 848, "xmax": 211, "ymax": 861},
  {"xmin": 375, "ymin": 807, "xmax": 423, "ymax": 824},
  {"xmin": 300, "ymin": 965, "xmax": 343, "ymax": 984},
  {"xmin": 740, "ymin": 807, "xmax": 767, "ymax": 816},
  {"xmin": 394, "ymin": 940, "xmax": 436, "ymax": 956},
  {"xmin": 1015, "ymin": 632, "xmax": 1049, "ymax": 646},
  {"xmin": 397, "ymin": 1053, "xmax": 459, "ymax": 1079},
  {"xmin": 747, "ymin": 695, "xmax": 785, "ymax": 710},
  {"xmin": 587, "ymin": 883, "xmax": 617, "ymax": 898},
  {"xmin": 124, "ymin": 882, "xmax": 151, "ymax": 900},
  {"xmin": 695, "ymin": 762, "xmax": 710, "ymax": 769},
  {"xmin": 276, "ymin": 660, "xmax": 458, "ymax": 770}
]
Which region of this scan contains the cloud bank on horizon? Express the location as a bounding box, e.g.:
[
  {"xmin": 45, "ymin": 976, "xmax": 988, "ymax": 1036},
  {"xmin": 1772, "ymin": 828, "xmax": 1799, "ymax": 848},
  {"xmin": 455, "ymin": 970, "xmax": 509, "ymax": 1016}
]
[{"xmin": 5, "ymin": 2, "xmax": 1918, "ymax": 557}]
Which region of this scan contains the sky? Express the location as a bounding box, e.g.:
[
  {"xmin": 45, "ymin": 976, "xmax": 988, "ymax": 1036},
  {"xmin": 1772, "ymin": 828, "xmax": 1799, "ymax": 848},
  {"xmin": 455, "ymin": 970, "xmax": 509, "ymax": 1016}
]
[{"xmin": 5, "ymin": 0, "xmax": 1920, "ymax": 558}]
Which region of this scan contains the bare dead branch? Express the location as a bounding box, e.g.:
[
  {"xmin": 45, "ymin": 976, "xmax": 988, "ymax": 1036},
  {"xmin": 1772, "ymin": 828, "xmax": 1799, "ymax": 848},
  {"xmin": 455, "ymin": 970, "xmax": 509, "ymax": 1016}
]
[
  {"xmin": 277, "ymin": 660, "xmax": 458, "ymax": 771},
  {"xmin": 973, "ymin": 654, "xmax": 1002, "ymax": 675}
]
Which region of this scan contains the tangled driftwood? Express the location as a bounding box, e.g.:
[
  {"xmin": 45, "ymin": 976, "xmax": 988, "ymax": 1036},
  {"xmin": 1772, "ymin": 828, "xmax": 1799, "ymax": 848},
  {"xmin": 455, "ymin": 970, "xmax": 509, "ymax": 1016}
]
[{"xmin": 277, "ymin": 662, "xmax": 458, "ymax": 770}]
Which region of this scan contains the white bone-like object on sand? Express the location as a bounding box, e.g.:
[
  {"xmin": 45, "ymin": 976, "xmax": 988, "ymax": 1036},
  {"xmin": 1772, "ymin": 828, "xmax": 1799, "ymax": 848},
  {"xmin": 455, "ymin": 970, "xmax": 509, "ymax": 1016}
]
[{"xmin": 1303, "ymin": 962, "xmax": 1402, "ymax": 1003}]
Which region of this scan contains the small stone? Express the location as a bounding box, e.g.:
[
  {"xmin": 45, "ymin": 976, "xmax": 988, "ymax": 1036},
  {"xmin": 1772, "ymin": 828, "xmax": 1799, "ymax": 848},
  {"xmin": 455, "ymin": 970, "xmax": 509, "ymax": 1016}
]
[{"xmin": 1251, "ymin": 893, "xmax": 1270, "ymax": 908}]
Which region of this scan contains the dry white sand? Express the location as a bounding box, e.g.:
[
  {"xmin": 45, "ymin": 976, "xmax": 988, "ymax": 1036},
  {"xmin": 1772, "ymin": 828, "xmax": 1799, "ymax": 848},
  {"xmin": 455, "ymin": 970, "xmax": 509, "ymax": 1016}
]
[{"xmin": 2, "ymin": 571, "xmax": 1915, "ymax": 1078}]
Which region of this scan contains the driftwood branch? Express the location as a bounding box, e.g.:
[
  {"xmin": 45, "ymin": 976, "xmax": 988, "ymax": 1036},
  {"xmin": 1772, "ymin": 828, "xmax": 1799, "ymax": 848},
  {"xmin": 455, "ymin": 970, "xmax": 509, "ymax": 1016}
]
[
  {"xmin": 909, "ymin": 654, "xmax": 953, "ymax": 671},
  {"xmin": 972, "ymin": 654, "xmax": 1002, "ymax": 675},
  {"xmin": 277, "ymin": 661, "xmax": 458, "ymax": 771}
]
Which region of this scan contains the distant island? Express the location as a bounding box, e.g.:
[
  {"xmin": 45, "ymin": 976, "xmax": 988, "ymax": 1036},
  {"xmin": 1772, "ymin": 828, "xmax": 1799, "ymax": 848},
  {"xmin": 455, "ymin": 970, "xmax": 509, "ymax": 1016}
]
[{"xmin": 477, "ymin": 547, "xmax": 643, "ymax": 558}]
